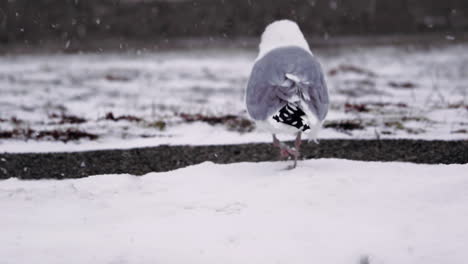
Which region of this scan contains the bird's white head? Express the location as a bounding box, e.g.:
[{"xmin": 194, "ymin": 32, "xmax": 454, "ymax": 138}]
[{"xmin": 257, "ymin": 19, "xmax": 311, "ymax": 60}]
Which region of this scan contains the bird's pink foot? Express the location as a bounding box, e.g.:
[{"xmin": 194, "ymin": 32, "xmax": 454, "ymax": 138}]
[
  {"xmin": 279, "ymin": 148, "xmax": 290, "ymax": 159},
  {"xmin": 272, "ymin": 133, "xmax": 301, "ymax": 169},
  {"xmin": 278, "ymin": 145, "xmax": 298, "ymax": 160}
]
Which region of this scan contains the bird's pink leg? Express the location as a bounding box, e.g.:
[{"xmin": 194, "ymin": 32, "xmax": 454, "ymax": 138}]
[
  {"xmin": 272, "ymin": 134, "xmax": 290, "ymax": 159},
  {"xmin": 294, "ymin": 132, "xmax": 302, "ymax": 153},
  {"xmin": 272, "ymin": 134, "xmax": 300, "ymax": 168},
  {"xmin": 290, "ymin": 132, "xmax": 302, "ymax": 169}
]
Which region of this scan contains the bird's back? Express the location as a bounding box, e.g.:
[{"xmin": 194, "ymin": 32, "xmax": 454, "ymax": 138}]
[{"xmin": 246, "ymin": 46, "xmax": 329, "ymax": 123}]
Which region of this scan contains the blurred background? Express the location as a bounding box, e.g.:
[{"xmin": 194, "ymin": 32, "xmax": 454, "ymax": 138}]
[
  {"xmin": 1, "ymin": 0, "xmax": 468, "ymax": 51},
  {"xmin": 0, "ymin": 0, "xmax": 467, "ymax": 151}
]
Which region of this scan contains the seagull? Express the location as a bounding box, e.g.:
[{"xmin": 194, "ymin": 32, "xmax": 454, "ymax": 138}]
[{"xmin": 245, "ymin": 20, "xmax": 329, "ymax": 169}]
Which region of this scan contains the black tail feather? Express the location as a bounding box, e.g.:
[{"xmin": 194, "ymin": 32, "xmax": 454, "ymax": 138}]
[{"xmin": 272, "ymin": 104, "xmax": 310, "ymax": 131}]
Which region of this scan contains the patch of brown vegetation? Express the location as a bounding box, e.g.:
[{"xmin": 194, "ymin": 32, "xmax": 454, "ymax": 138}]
[
  {"xmin": 0, "ymin": 128, "xmax": 98, "ymax": 142},
  {"xmin": 401, "ymin": 116, "xmax": 431, "ymax": 122},
  {"xmin": 451, "ymin": 129, "xmax": 467, "ymax": 134},
  {"xmin": 105, "ymin": 74, "xmax": 130, "ymax": 82},
  {"xmin": 405, "ymin": 128, "xmax": 426, "ymax": 134},
  {"xmin": 328, "ymin": 64, "xmax": 377, "ymax": 77},
  {"xmin": 344, "ymin": 103, "xmax": 369, "ymax": 113},
  {"xmin": 388, "ymin": 81, "xmax": 417, "ymax": 89},
  {"xmin": 103, "ymin": 112, "xmax": 142, "ymax": 122},
  {"xmin": 49, "ymin": 113, "xmax": 87, "ymax": 124},
  {"xmin": 368, "ymin": 102, "xmax": 408, "ymax": 108},
  {"xmin": 36, "ymin": 129, "xmax": 98, "ymax": 142},
  {"xmin": 323, "ymin": 120, "xmax": 365, "ymax": 131},
  {"xmin": 341, "ymin": 102, "xmax": 408, "ymax": 113},
  {"xmin": 146, "ymin": 121, "xmax": 167, "ymax": 131},
  {"xmin": 343, "ymin": 79, "xmax": 376, "ymax": 86},
  {"xmin": 0, "ymin": 131, "xmax": 15, "ymax": 138},
  {"xmin": 0, "ymin": 128, "xmax": 33, "ymax": 140},
  {"xmin": 180, "ymin": 113, "xmax": 236, "ymax": 124},
  {"xmin": 448, "ymin": 104, "xmax": 468, "ymax": 110},
  {"xmin": 179, "ymin": 113, "xmax": 255, "ymax": 133},
  {"xmin": 384, "ymin": 121, "xmax": 405, "ymax": 130},
  {"xmin": 10, "ymin": 117, "xmax": 23, "ymax": 125}
]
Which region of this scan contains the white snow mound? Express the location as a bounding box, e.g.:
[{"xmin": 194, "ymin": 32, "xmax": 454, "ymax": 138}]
[{"xmin": 1, "ymin": 159, "xmax": 468, "ymax": 264}]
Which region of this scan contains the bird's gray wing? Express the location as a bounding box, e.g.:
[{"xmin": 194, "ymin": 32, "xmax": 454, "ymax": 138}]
[
  {"xmin": 299, "ymin": 58, "xmax": 329, "ymax": 121},
  {"xmin": 246, "ymin": 46, "xmax": 329, "ymax": 121},
  {"xmin": 245, "ymin": 60, "xmax": 286, "ymax": 121}
]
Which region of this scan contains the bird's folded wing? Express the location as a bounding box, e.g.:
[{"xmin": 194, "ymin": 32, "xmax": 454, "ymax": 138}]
[
  {"xmin": 246, "ymin": 48, "xmax": 329, "ymax": 122},
  {"xmin": 301, "ymin": 61, "xmax": 329, "ymax": 121},
  {"xmin": 246, "ymin": 82, "xmax": 284, "ymax": 121}
]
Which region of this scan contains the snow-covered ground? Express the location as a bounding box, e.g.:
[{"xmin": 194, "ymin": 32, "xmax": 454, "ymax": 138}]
[
  {"xmin": 1, "ymin": 159, "xmax": 467, "ymax": 264},
  {"xmin": 1, "ymin": 43, "xmax": 467, "ymax": 152}
]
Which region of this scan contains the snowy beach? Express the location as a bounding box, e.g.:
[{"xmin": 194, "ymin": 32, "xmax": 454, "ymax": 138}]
[
  {"xmin": 1, "ymin": 159, "xmax": 468, "ymax": 264},
  {"xmin": 1, "ymin": 22, "xmax": 467, "ymax": 264},
  {"xmin": 1, "ymin": 43, "xmax": 467, "ymax": 153}
]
